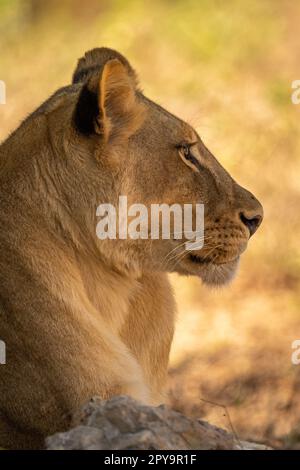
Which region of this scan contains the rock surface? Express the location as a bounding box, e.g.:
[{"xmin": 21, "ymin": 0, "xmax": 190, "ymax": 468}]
[{"xmin": 46, "ymin": 395, "xmax": 270, "ymax": 450}]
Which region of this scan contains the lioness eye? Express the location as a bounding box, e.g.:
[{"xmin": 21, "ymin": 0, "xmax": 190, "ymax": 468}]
[
  {"xmin": 177, "ymin": 142, "xmax": 200, "ymax": 172},
  {"xmin": 176, "ymin": 143, "xmax": 192, "ymax": 160},
  {"xmin": 182, "ymin": 144, "xmax": 191, "ymax": 158}
]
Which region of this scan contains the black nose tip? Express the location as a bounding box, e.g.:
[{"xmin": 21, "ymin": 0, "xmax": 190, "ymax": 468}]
[{"xmin": 240, "ymin": 212, "xmax": 262, "ymax": 237}]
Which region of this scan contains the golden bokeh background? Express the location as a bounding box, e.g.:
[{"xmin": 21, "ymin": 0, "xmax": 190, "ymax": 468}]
[{"xmin": 1, "ymin": 0, "xmax": 300, "ymax": 448}]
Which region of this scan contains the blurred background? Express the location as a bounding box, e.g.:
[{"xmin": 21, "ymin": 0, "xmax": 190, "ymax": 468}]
[{"xmin": 0, "ymin": 0, "xmax": 299, "ymax": 448}]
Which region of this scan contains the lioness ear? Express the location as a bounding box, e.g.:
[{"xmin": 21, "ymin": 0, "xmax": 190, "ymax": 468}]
[{"xmin": 74, "ymin": 59, "xmax": 144, "ymax": 141}]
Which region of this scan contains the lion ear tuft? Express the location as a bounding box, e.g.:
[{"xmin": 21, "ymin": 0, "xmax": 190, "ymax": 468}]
[{"xmin": 73, "ymin": 59, "xmax": 144, "ymax": 141}]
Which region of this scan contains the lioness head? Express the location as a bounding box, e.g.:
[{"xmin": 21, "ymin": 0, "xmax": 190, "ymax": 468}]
[{"xmin": 45, "ymin": 48, "xmax": 263, "ymax": 286}]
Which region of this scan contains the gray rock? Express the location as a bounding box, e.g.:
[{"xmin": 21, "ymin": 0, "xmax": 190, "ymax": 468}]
[{"xmin": 46, "ymin": 395, "xmax": 271, "ymax": 450}]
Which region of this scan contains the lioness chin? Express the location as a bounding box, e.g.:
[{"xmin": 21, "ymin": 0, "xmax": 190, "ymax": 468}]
[{"xmin": 0, "ymin": 47, "xmax": 263, "ymax": 449}]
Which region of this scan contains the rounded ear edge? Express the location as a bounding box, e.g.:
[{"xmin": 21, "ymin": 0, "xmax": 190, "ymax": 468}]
[
  {"xmin": 73, "ymin": 59, "xmax": 145, "ymax": 141},
  {"xmin": 72, "ymin": 47, "xmax": 139, "ymax": 89},
  {"xmin": 98, "ymin": 59, "xmax": 145, "ymax": 142}
]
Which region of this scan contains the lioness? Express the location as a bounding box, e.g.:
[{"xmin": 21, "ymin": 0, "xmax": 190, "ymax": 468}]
[{"xmin": 0, "ymin": 48, "xmax": 263, "ymax": 449}]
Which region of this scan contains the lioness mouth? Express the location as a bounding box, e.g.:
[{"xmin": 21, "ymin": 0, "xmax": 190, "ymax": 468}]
[
  {"xmin": 188, "ymin": 253, "xmax": 239, "ymax": 266},
  {"xmin": 188, "ymin": 253, "xmax": 212, "ymax": 265}
]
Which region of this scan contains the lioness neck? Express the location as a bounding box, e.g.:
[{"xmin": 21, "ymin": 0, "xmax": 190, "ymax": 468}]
[{"xmin": 75, "ymin": 249, "xmax": 141, "ymax": 333}]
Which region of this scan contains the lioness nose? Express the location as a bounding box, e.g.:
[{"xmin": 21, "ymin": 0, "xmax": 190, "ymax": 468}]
[{"xmin": 239, "ymin": 211, "xmax": 262, "ymax": 237}]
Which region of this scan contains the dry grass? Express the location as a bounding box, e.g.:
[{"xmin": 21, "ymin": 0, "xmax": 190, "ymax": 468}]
[{"xmin": 0, "ymin": 0, "xmax": 299, "ymax": 448}]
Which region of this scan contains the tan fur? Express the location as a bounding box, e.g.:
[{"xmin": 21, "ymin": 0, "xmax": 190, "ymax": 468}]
[{"xmin": 0, "ymin": 48, "xmax": 263, "ymax": 449}]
